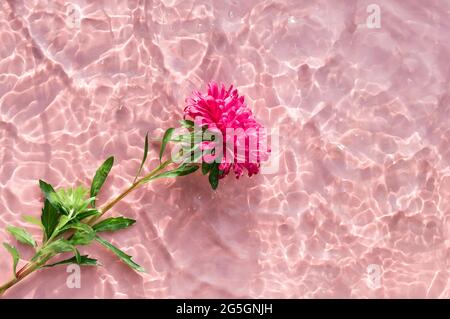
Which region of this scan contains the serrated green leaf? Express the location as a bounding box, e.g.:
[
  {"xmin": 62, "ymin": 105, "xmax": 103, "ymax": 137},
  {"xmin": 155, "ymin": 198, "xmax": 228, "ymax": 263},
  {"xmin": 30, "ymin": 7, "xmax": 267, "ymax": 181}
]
[
  {"xmin": 44, "ymin": 255, "xmax": 98, "ymax": 268},
  {"xmin": 208, "ymin": 163, "xmax": 219, "ymax": 190},
  {"xmin": 34, "ymin": 239, "xmax": 79, "ymax": 265},
  {"xmin": 3, "ymin": 243, "xmax": 20, "ymax": 277},
  {"xmin": 70, "ymin": 231, "xmax": 96, "ymax": 246},
  {"xmin": 60, "ymin": 221, "xmax": 93, "ymax": 234},
  {"xmin": 33, "ymin": 239, "xmax": 75, "ymax": 262},
  {"xmin": 133, "ymin": 132, "xmax": 149, "ymax": 183},
  {"xmin": 159, "ymin": 128, "xmax": 174, "ymax": 162},
  {"xmin": 47, "ymin": 240, "xmax": 74, "ymax": 253},
  {"xmin": 53, "ymin": 215, "xmax": 70, "ymax": 236},
  {"xmin": 95, "ymin": 236, "xmax": 145, "ymax": 272},
  {"xmin": 22, "ymin": 215, "xmax": 43, "ymax": 227},
  {"xmin": 39, "ymin": 180, "xmax": 59, "ymax": 207},
  {"xmin": 41, "ymin": 199, "xmax": 60, "ymax": 241},
  {"xmin": 63, "ymin": 222, "xmax": 96, "ymax": 246},
  {"xmin": 6, "ymin": 226, "xmax": 36, "ymax": 247},
  {"xmin": 90, "ymin": 156, "xmax": 114, "ymax": 207},
  {"xmin": 76, "ymin": 209, "xmax": 100, "ymax": 221},
  {"xmin": 52, "ymin": 186, "xmax": 92, "ymax": 217},
  {"xmin": 93, "ymin": 217, "xmax": 136, "ymax": 232}
]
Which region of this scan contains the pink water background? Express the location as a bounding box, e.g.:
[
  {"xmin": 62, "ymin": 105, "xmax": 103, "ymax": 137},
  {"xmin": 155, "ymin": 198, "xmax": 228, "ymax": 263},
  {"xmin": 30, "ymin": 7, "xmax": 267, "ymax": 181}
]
[{"xmin": 0, "ymin": 0, "xmax": 449, "ymax": 298}]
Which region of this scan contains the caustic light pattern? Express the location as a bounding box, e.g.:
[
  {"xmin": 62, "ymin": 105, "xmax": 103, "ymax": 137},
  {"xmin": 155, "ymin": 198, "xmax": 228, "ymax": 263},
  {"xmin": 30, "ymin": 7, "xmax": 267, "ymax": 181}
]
[{"xmin": 0, "ymin": 0, "xmax": 449, "ymax": 298}]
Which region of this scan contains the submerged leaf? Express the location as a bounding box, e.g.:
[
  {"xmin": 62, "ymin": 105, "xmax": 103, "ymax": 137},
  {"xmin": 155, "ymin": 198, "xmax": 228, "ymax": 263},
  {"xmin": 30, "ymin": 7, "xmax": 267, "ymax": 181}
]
[
  {"xmin": 6, "ymin": 226, "xmax": 36, "ymax": 247},
  {"xmin": 75, "ymin": 248, "xmax": 81, "ymax": 264},
  {"xmin": 33, "ymin": 239, "xmax": 75, "ymax": 262},
  {"xmin": 76, "ymin": 209, "xmax": 100, "ymax": 221},
  {"xmin": 152, "ymin": 164, "xmax": 199, "ymax": 180},
  {"xmin": 39, "ymin": 180, "xmax": 58, "ymax": 207},
  {"xmin": 133, "ymin": 132, "xmax": 149, "ymax": 183},
  {"xmin": 22, "ymin": 215, "xmax": 43, "ymax": 228},
  {"xmin": 41, "ymin": 199, "xmax": 60, "ymax": 241},
  {"xmin": 53, "ymin": 215, "xmax": 71, "ymax": 237},
  {"xmin": 201, "ymin": 162, "xmax": 212, "ymax": 175},
  {"xmin": 179, "ymin": 119, "xmax": 194, "ymax": 128},
  {"xmin": 43, "ymin": 239, "xmax": 74, "ymax": 254},
  {"xmin": 45, "ymin": 255, "xmax": 98, "ymax": 268},
  {"xmin": 90, "ymin": 156, "xmax": 114, "ymax": 207},
  {"xmin": 3, "ymin": 243, "xmax": 20, "ymax": 277},
  {"xmin": 159, "ymin": 128, "xmax": 174, "ymax": 162},
  {"xmin": 93, "ymin": 217, "xmax": 136, "ymax": 232},
  {"xmin": 60, "ymin": 221, "xmax": 93, "ymax": 234},
  {"xmin": 208, "ymin": 163, "xmax": 219, "ymax": 190},
  {"xmin": 63, "ymin": 222, "xmax": 96, "ymax": 246},
  {"xmin": 95, "ymin": 236, "xmax": 145, "ymax": 272},
  {"xmin": 53, "ymin": 186, "xmax": 92, "ymax": 216},
  {"xmin": 70, "ymin": 232, "xmax": 96, "ymax": 246}
]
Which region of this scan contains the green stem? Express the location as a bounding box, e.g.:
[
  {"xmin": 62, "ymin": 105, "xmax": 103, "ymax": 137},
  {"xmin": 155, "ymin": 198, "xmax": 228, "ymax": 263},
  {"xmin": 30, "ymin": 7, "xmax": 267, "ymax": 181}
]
[
  {"xmin": 91, "ymin": 159, "xmax": 172, "ymax": 222},
  {"xmin": 0, "ymin": 159, "xmax": 173, "ymax": 297},
  {"xmin": 0, "ymin": 261, "xmax": 40, "ymax": 297}
]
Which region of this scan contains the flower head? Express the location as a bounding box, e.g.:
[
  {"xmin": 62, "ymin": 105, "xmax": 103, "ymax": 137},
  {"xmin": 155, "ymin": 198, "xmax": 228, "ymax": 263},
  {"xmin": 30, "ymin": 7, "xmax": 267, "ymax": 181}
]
[{"xmin": 184, "ymin": 82, "xmax": 270, "ymax": 179}]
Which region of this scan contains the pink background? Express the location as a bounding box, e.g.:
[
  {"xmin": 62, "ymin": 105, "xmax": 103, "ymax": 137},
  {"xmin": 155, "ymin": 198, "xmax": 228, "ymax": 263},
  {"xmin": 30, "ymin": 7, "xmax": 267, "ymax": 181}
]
[{"xmin": 1, "ymin": 0, "xmax": 449, "ymax": 298}]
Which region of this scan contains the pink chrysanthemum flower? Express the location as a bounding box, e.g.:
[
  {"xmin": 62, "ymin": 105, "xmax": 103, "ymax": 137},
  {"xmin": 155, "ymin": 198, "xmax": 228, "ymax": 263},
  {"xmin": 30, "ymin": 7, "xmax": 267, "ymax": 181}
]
[{"xmin": 184, "ymin": 82, "xmax": 270, "ymax": 179}]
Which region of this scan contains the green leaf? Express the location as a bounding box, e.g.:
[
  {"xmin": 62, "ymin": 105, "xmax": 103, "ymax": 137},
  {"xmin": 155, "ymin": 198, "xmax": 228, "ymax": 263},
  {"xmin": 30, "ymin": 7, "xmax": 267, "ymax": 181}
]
[
  {"xmin": 52, "ymin": 186, "xmax": 92, "ymax": 216},
  {"xmin": 201, "ymin": 162, "xmax": 212, "ymax": 175},
  {"xmin": 39, "ymin": 180, "xmax": 58, "ymax": 207},
  {"xmin": 95, "ymin": 236, "xmax": 145, "ymax": 272},
  {"xmin": 76, "ymin": 209, "xmax": 100, "ymax": 221},
  {"xmin": 41, "ymin": 199, "xmax": 60, "ymax": 241},
  {"xmin": 44, "ymin": 255, "xmax": 98, "ymax": 268},
  {"xmin": 34, "ymin": 239, "xmax": 79, "ymax": 265},
  {"xmin": 179, "ymin": 119, "xmax": 194, "ymax": 128},
  {"xmin": 208, "ymin": 163, "xmax": 219, "ymax": 190},
  {"xmin": 93, "ymin": 217, "xmax": 136, "ymax": 233},
  {"xmin": 59, "ymin": 221, "xmax": 93, "ymax": 233},
  {"xmin": 133, "ymin": 132, "xmax": 149, "ymax": 183},
  {"xmin": 33, "ymin": 239, "xmax": 75, "ymax": 262},
  {"xmin": 22, "ymin": 215, "xmax": 43, "ymax": 227},
  {"xmin": 159, "ymin": 128, "xmax": 174, "ymax": 162},
  {"xmin": 6, "ymin": 226, "xmax": 36, "ymax": 247},
  {"xmin": 53, "ymin": 215, "xmax": 71, "ymax": 235},
  {"xmin": 3, "ymin": 243, "xmax": 20, "ymax": 277},
  {"xmin": 75, "ymin": 248, "xmax": 81, "ymax": 264},
  {"xmin": 153, "ymin": 164, "xmax": 199, "ymax": 179},
  {"xmin": 46, "ymin": 239, "xmax": 74, "ymax": 254},
  {"xmin": 90, "ymin": 156, "xmax": 114, "ymax": 207},
  {"xmin": 64, "ymin": 223, "xmax": 96, "ymax": 246},
  {"xmin": 70, "ymin": 231, "xmax": 95, "ymax": 246}
]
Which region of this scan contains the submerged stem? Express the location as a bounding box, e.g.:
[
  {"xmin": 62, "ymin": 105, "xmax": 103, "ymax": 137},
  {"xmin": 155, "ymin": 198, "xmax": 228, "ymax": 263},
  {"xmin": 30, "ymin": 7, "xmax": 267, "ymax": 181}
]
[
  {"xmin": 0, "ymin": 261, "xmax": 39, "ymax": 297},
  {"xmin": 95, "ymin": 159, "xmax": 172, "ymax": 220}
]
